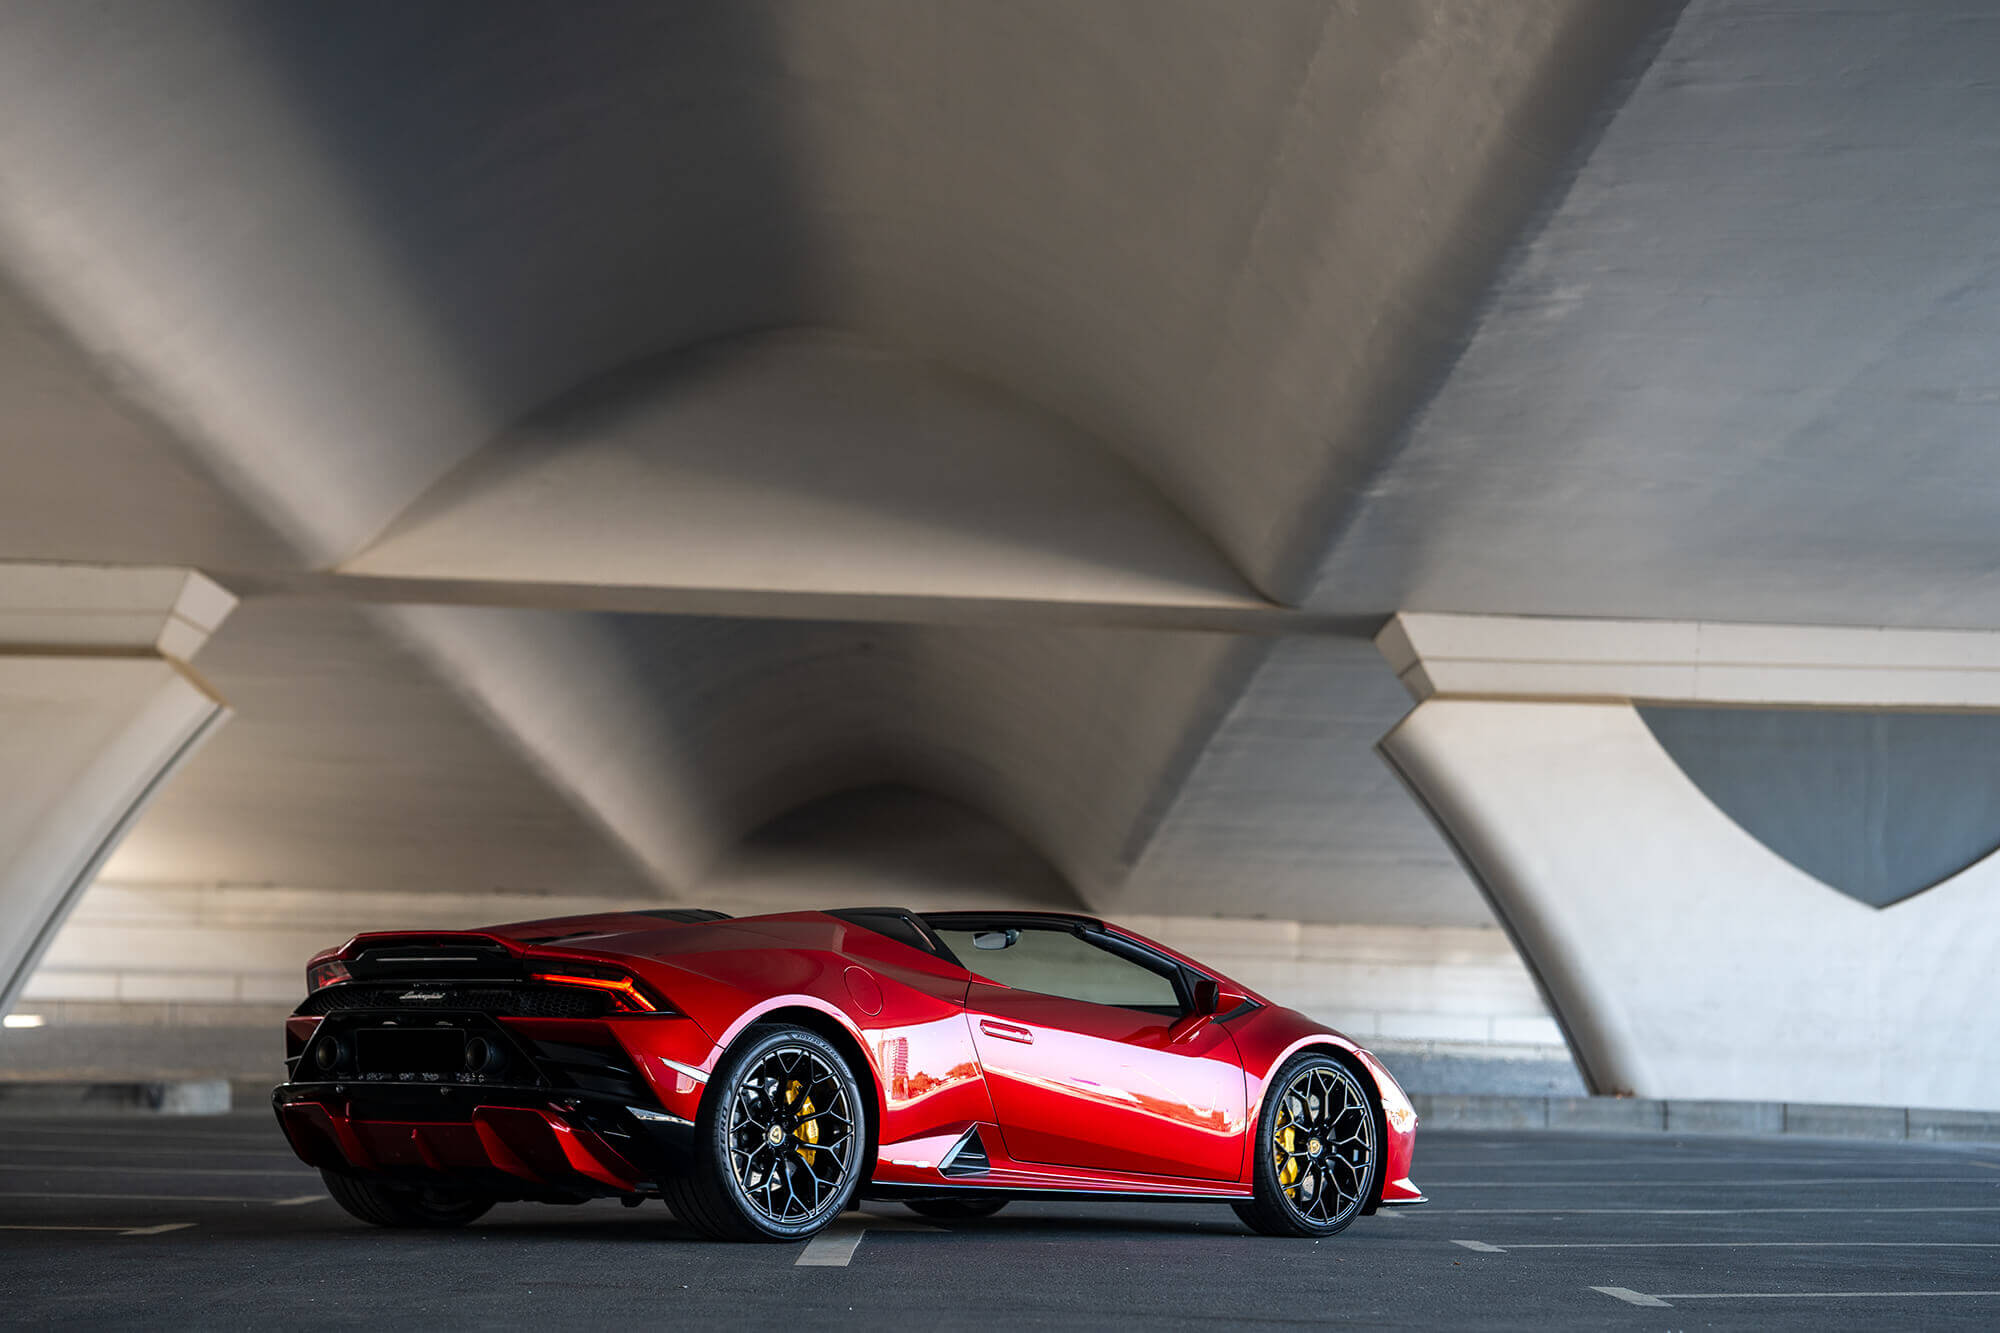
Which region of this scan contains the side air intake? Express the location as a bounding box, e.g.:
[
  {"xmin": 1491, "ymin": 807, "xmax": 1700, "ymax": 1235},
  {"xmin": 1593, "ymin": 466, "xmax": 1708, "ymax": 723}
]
[{"xmin": 939, "ymin": 1126, "xmax": 991, "ymax": 1178}]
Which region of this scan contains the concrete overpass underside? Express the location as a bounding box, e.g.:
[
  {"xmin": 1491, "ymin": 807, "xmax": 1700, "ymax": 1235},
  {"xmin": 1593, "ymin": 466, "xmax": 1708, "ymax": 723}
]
[{"xmin": 1, "ymin": 0, "xmax": 1996, "ymax": 1112}]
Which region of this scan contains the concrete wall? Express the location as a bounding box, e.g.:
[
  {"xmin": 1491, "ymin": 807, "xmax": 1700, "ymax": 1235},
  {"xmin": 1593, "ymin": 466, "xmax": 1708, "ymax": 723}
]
[{"xmin": 13, "ymin": 881, "xmax": 1567, "ymax": 1080}]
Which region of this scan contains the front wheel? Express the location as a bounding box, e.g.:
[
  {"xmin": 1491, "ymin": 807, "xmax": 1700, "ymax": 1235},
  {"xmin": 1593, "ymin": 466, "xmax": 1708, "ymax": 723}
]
[
  {"xmin": 663, "ymin": 1024, "xmax": 868, "ymax": 1241},
  {"xmin": 321, "ymin": 1169, "xmax": 493, "ymax": 1228},
  {"xmin": 1232, "ymin": 1053, "xmax": 1380, "ymax": 1238}
]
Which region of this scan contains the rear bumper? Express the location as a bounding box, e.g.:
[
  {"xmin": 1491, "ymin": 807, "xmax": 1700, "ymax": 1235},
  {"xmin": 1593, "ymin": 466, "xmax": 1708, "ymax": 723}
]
[{"xmin": 273, "ymin": 1081, "xmax": 695, "ymax": 1200}]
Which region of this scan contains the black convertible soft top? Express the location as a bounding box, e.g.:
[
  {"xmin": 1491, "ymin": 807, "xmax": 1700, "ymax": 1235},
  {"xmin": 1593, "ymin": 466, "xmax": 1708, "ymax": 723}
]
[{"xmin": 827, "ymin": 906, "xmax": 1123, "ymax": 969}]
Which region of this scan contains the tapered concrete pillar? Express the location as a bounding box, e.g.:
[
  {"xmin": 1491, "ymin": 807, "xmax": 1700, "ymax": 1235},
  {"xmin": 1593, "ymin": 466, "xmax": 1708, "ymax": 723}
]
[
  {"xmin": 0, "ymin": 565, "xmax": 234, "ymax": 1014},
  {"xmin": 1376, "ymin": 614, "xmax": 2000, "ymax": 1111}
]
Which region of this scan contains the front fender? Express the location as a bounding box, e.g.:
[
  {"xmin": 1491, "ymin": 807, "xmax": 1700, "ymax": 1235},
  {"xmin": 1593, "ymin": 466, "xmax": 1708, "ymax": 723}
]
[{"xmin": 1226, "ymin": 1007, "xmax": 1421, "ymax": 1204}]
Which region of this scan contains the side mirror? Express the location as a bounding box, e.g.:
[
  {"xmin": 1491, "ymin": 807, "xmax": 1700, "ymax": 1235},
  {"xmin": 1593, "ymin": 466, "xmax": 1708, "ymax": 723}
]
[{"xmin": 1168, "ymin": 977, "xmax": 1223, "ymax": 1044}]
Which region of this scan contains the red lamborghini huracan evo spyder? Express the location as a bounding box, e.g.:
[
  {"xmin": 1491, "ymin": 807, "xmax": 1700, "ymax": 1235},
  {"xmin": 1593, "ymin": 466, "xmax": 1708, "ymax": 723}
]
[{"xmin": 273, "ymin": 907, "xmax": 1425, "ymax": 1240}]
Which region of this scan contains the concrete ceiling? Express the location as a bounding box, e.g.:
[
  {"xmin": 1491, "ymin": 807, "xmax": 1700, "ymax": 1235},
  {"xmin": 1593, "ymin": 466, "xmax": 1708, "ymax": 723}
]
[
  {"xmin": 1311, "ymin": 0, "xmax": 2000, "ymax": 630},
  {"xmin": 6, "ymin": 1, "xmax": 1987, "ymax": 929}
]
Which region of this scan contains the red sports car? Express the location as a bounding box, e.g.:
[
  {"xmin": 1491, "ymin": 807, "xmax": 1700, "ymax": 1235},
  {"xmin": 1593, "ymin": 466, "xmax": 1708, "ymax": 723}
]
[{"xmin": 274, "ymin": 908, "xmax": 1424, "ymax": 1240}]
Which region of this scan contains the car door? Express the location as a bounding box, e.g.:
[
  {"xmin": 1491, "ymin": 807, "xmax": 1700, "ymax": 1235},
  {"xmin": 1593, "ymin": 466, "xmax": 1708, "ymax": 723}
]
[{"xmin": 929, "ymin": 919, "xmax": 1247, "ymax": 1182}]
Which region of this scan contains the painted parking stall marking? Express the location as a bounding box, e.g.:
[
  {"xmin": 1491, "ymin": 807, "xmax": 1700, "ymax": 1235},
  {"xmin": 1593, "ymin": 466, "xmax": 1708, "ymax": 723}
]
[
  {"xmin": 794, "ymin": 1211, "xmax": 939, "ymax": 1267},
  {"xmin": 1592, "ymin": 1286, "xmax": 2000, "ymax": 1308},
  {"xmin": 2, "ymin": 1142, "xmax": 302, "ymax": 1159},
  {"xmin": 1431, "ymin": 1204, "xmax": 2000, "ymax": 1215},
  {"xmin": 1460, "ymin": 1239, "xmax": 2000, "ymax": 1252},
  {"xmin": 0, "ymin": 1221, "xmax": 195, "ymax": 1237},
  {"xmin": 0, "ymin": 1191, "xmax": 318, "ymax": 1205},
  {"xmin": 0, "ymin": 1163, "xmax": 311, "ymax": 1178},
  {"xmin": 1593, "ymin": 1286, "xmax": 1671, "ymax": 1308},
  {"xmin": 1424, "ymin": 1175, "xmax": 1993, "ymax": 1187}
]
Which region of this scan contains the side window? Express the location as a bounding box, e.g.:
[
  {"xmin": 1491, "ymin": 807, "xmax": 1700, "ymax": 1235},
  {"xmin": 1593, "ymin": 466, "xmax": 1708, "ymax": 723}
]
[{"xmin": 932, "ymin": 926, "xmax": 1182, "ymax": 1013}]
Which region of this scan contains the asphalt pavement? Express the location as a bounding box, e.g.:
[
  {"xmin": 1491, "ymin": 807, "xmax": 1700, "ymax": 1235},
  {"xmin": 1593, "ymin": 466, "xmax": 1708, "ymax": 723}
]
[{"xmin": 0, "ymin": 1109, "xmax": 1995, "ymax": 1328}]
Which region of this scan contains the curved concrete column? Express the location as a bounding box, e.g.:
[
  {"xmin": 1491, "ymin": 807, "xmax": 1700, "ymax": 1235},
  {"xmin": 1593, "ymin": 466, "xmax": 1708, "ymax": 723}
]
[
  {"xmin": 1377, "ymin": 614, "xmax": 2000, "ymax": 1110},
  {"xmin": 0, "ymin": 566, "xmax": 233, "ymax": 1014}
]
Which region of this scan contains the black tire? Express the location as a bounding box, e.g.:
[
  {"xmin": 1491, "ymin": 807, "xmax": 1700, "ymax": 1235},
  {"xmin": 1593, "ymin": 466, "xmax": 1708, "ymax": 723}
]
[
  {"xmin": 1232, "ymin": 1052, "xmax": 1380, "ymax": 1238},
  {"xmin": 320, "ymin": 1169, "xmax": 493, "ymax": 1229},
  {"xmin": 663, "ymin": 1023, "xmax": 869, "ymax": 1242},
  {"xmin": 902, "ymin": 1197, "xmax": 1008, "ymax": 1221}
]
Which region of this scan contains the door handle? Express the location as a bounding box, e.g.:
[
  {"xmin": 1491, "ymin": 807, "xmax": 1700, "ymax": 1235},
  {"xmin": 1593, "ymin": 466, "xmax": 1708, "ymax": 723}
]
[{"xmin": 979, "ymin": 1019, "xmax": 1033, "ymax": 1044}]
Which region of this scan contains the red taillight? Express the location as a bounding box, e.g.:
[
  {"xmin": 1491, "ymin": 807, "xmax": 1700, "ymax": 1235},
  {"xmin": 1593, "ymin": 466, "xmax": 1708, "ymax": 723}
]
[
  {"xmin": 528, "ymin": 966, "xmax": 665, "ymax": 1013},
  {"xmin": 307, "ymin": 959, "xmax": 351, "ymax": 992}
]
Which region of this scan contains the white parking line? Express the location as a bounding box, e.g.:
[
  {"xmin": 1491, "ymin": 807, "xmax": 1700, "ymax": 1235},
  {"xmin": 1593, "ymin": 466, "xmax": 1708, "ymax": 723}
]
[
  {"xmin": 1462, "ymin": 1240, "xmax": 2000, "ymax": 1252},
  {"xmin": 1435, "ymin": 1205, "xmax": 2000, "ymax": 1215},
  {"xmin": 1426, "ymin": 1177, "xmax": 1985, "ymax": 1188},
  {"xmin": 1592, "ymin": 1286, "xmax": 1671, "ymax": 1308},
  {"xmin": 0, "ymin": 1163, "xmax": 310, "ymax": 1178},
  {"xmin": 1658, "ymin": 1291, "xmax": 2000, "ymax": 1301},
  {"xmin": 794, "ymin": 1213, "xmax": 937, "ymax": 1267},
  {"xmin": 795, "ymin": 1224, "xmax": 866, "ymax": 1267},
  {"xmin": 0, "ymin": 1125, "xmax": 277, "ymax": 1144},
  {"xmin": 2, "ymin": 1143, "xmax": 299, "ymax": 1159},
  {"xmin": 274, "ymin": 1194, "xmax": 327, "ymax": 1206},
  {"xmin": 0, "ymin": 1222, "xmax": 196, "ymax": 1237},
  {"xmin": 1595, "ymin": 1287, "xmax": 2000, "ymax": 1307},
  {"xmin": 1424, "ymin": 1144, "xmax": 1968, "ymax": 1160},
  {"xmin": 0, "ymin": 1190, "xmax": 305, "ymax": 1204}
]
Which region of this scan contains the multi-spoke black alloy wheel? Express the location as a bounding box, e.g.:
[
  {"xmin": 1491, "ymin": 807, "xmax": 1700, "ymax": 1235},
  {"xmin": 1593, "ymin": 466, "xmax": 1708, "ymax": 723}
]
[
  {"xmin": 665, "ymin": 1023, "xmax": 867, "ymax": 1240},
  {"xmin": 1233, "ymin": 1053, "xmax": 1380, "ymax": 1237}
]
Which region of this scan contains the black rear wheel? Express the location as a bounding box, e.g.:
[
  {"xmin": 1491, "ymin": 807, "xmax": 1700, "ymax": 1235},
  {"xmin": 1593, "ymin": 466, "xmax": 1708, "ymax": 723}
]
[
  {"xmin": 1233, "ymin": 1053, "xmax": 1379, "ymax": 1238},
  {"xmin": 663, "ymin": 1024, "xmax": 868, "ymax": 1241},
  {"xmin": 903, "ymin": 1197, "xmax": 1007, "ymax": 1221},
  {"xmin": 321, "ymin": 1169, "xmax": 493, "ymax": 1228}
]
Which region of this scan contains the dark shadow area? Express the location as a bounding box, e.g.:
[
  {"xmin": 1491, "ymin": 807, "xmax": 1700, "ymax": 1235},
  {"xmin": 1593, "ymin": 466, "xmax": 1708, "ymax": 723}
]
[
  {"xmin": 706, "ymin": 785, "xmax": 1086, "ymax": 912},
  {"xmin": 238, "ymin": 0, "xmax": 818, "ymax": 445}
]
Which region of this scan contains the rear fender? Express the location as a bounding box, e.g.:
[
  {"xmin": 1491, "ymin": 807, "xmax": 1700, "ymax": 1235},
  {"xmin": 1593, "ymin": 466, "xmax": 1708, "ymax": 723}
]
[{"xmin": 700, "ymin": 995, "xmax": 887, "ymax": 1179}]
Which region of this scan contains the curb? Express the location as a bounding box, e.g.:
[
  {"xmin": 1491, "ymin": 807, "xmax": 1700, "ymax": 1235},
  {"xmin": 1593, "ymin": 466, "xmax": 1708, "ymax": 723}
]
[{"xmin": 1411, "ymin": 1092, "xmax": 2000, "ymax": 1145}]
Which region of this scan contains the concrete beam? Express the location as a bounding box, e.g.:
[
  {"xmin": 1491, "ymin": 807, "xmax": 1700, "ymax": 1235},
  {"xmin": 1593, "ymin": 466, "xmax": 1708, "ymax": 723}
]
[
  {"xmin": 1376, "ymin": 613, "xmax": 2000, "ymax": 1110},
  {"xmin": 1379, "ymin": 697, "xmax": 2000, "ymax": 1110},
  {"xmin": 1380, "ymin": 612, "xmax": 2000, "ymax": 709},
  {"xmin": 0, "ymin": 565, "xmax": 234, "ymax": 1013}
]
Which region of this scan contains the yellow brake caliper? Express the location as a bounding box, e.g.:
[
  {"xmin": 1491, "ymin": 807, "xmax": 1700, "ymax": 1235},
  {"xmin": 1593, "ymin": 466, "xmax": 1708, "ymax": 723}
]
[
  {"xmin": 1274, "ymin": 1100, "xmax": 1300, "ymax": 1191},
  {"xmin": 787, "ymin": 1079, "xmax": 819, "ymax": 1166}
]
